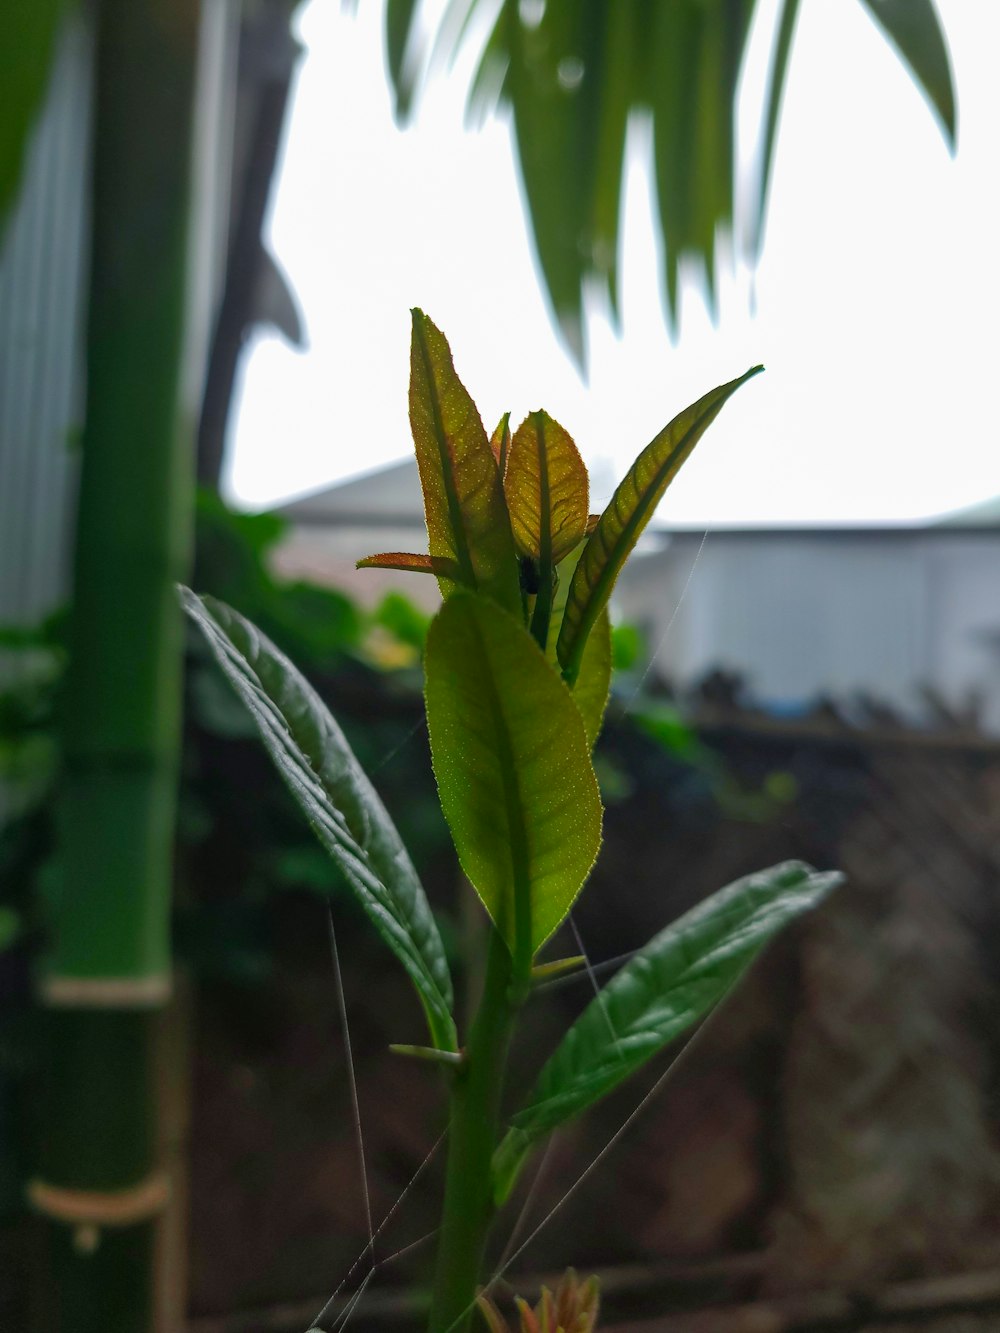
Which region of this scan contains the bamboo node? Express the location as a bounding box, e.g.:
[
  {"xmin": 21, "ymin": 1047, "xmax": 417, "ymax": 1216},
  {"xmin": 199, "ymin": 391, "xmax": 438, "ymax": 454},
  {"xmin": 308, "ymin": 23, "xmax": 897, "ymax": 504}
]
[
  {"xmin": 27, "ymin": 1173, "xmax": 171, "ymax": 1228},
  {"xmin": 38, "ymin": 972, "xmax": 172, "ymax": 1008}
]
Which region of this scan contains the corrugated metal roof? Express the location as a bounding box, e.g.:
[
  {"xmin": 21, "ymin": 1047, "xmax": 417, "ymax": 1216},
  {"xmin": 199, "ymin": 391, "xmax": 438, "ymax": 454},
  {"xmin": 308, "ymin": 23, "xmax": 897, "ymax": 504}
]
[{"xmin": 0, "ymin": 12, "xmax": 92, "ymax": 633}]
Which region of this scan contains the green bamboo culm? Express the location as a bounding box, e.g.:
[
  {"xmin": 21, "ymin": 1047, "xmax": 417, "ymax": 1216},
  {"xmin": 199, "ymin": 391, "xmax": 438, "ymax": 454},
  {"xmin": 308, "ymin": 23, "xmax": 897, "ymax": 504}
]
[{"xmin": 31, "ymin": 1, "xmax": 200, "ymax": 1329}]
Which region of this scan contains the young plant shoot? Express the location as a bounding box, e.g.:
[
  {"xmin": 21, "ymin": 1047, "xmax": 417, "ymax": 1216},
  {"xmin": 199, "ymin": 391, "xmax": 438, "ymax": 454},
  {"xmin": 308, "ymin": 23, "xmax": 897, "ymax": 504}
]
[{"xmin": 180, "ymin": 311, "xmax": 841, "ymax": 1333}]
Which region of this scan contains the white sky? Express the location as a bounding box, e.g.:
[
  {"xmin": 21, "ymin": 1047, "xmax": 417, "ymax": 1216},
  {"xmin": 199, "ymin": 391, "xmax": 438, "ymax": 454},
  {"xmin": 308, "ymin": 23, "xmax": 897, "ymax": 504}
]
[{"xmin": 228, "ymin": 0, "xmax": 1000, "ymax": 526}]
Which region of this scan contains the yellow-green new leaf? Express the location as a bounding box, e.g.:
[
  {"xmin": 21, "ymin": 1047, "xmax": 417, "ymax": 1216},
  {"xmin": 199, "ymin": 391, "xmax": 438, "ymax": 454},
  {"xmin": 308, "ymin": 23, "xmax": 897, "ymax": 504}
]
[
  {"xmin": 490, "ymin": 412, "xmax": 512, "ymax": 476},
  {"xmin": 557, "ymin": 367, "xmax": 763, "ymax": 684},
  {"xmin": 424, "ymin": 593, "xmax": 602, "ymax": 977},
  {"xmin": 549, "ymin": 543, "xmax": 611, "ymax": 750},
  {"xmin": 493, "ymin": 861, "xmax": 841, "ymax": 1201},
  {"xmin": 572, "ymin": 608, "xmax": 612, "ymax": 750},
  {"xmin": 180, "ymin": 589, "xmax": 457, "ymax": 1053},
  {"xmin": 409, "ymin": 309, "xmax": 521, "ymax": 613},
  {"xmin": 504, "ymin": 411, "xmax": 589, "ymax": 567}
]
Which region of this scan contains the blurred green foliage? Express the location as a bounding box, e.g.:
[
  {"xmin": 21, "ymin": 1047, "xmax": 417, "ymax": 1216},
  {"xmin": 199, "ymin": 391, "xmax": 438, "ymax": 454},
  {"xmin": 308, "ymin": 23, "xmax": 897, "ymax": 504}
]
[
  {"xmin": 0, "ymin": 495, "xmax": 798, "ymax": 979},
  {"xmin": 0, "ymin": 494, "xmax": 446, "ymax": 986},
  {"xmin": 387, "ymin": 0, "xmax": 956, "ymax": 358}
]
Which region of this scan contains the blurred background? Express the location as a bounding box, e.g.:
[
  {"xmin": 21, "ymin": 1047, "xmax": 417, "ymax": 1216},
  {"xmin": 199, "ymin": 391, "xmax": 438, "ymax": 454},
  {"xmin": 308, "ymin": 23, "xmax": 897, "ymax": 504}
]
[{"xmin": 3, "ymin": 1, "xmax": 1000, "ymax": 1330}]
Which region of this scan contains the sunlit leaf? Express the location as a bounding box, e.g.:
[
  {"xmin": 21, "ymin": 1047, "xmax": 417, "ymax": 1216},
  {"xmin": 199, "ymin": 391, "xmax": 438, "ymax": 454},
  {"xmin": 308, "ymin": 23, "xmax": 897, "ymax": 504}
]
[
  {"xmin": 549, "ymin": 543, "xmax": 610, "ymax": 749},
  {"xmin": 505, "ymin": 410, "xmax": 590, "ymax": 651},
  {"xmin": 424, "ymin": 592, "xmax": 602, "ymax": 976},
  {"xmin": 409, "ymin": 309, "xmax": 521, "ymax": 614},
  {"xmin": 179, "ymin": 588, "xmax": 457, "ymax": 1052},
  {"xmin": 493, "ymin": 860, "xmax": 841, "ymax": 1200},
  {"xmin": 858, "ymin": 0, "xmax": 956, "ymax": 149},
  {"xmin": 357, "ymin": 551, "xmax": 462, "ymax": 580},
  {"xmin": 505, "ymin": 411, "xmax": 589, "ymax": 567},
  {"xmin": 572, "ymin": 607, "xmax": 611, "ymax": 749},
  {"xmin": 490, "ymin": 411, "xmax": 512, "ymax": 476},
  {"xmin": 557, "ymin": 367, "xmax": 762, "ymax": 685}
]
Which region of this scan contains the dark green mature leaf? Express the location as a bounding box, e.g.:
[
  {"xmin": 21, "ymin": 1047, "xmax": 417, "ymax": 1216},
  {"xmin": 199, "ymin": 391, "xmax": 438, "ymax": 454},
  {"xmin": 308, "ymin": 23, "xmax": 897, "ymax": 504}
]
[
  {"xmin": 751, "ymin": 0, "xmax": 802, "ymax": 258},
  {"xmin": 858, "ymin": 0, "xmax": 956, "ymax": 148},
  {"xmin": 1, "ymin": 0, "xmax": 66, "ymax": 229},
  {"xmin": 505, "ymin": 3, "xmax": 581, "ymax": 357},
  {"xmin": 650, "ymin": 0, "xmax": 752, "ymax": 324},
  {"xmin": 501, "ymin": 0, "xmax": 636, "ymax": 346},
  {"xmin": 697, "ymin": 0, "xmax": 755, "ymax": 311},
  {"xmin": 493, "ymin": 860, "xmax": 841, "ymax": 1200},
  {"xmin": 385, "ymin": 1, "xmax": 956, "ymax": 354},
  {"xmin": 179, "ymin": 588, "xmax": 457, "ymax": 1052},
  {"xmin": 588, "ymin": 0, "xmax": 635, "ymax": 319},
  {"xmin": 424, "ymin": 593, "xmax": 602, "ymax": 977},
  {"xmin": 409, "ymin": 310, "xmax": 521, "ymax": 615},
  {"xmin": 649, "ymin": 0, "xmax": 701, "ymax": 329},
  {"xmin": 465, "ymin": 5, "xmax": 509, "ymax": 127},
  {"xmin": 505, "ymin": 411, "xmax": 589, "ymax": 567},
  {"xmin": 557, "ymin": 367, "xmax": 762, "ymax": 685},
  {"xmin": 386, "ymin": 0, "xmax": 421, "ymax": 122}
]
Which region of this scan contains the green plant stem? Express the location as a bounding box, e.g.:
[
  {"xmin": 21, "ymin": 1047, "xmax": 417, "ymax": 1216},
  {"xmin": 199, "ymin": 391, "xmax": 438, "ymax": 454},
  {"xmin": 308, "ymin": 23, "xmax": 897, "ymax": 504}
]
[
  {"xmin": 528, "ymin": 565, "xmax": 554, "ymax": 653},
  {"xmin": 428, "ymin": 929, "xmax": 520, "ymax": 1333}
]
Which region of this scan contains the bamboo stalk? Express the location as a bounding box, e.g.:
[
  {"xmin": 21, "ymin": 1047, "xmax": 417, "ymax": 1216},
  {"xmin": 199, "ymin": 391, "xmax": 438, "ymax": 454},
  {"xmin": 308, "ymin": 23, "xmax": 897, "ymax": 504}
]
[{"xmin": 32, "ymin": 2, "xmax": 200, "ymax": 1329}]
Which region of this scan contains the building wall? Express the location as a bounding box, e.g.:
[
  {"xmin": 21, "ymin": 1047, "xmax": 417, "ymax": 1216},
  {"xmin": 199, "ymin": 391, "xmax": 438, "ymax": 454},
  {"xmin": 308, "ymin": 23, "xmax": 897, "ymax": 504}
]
[
  {"xmin": 0, "ymin": 12, "xmax": 93, "ymax": 635},
  {"xmin": 617, "ymin": 531, "xmax": 1000, "ymax": 727}
]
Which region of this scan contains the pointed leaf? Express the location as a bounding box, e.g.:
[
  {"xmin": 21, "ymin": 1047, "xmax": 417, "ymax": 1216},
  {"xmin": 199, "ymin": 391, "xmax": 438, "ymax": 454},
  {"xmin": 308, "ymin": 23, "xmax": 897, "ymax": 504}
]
[
  {"xmin": 504, "ymin": 1, "xmax": 599, "ymax": 362},
  {"xmin": 751, "ymin": 0, "xmax": 802, "ymax": 258},
  {"xmin": 385, "ymin": 0, "xmax": 421, "ymax": 122},
  {"xmin": 465, "ymin": 6, "xmax": 509, "ymax": 127},
  {"xmin": 649, "ymin": 0, "xmax": 702, "ymax": 331},
  {"xmin": 490, "ymin": 411, "xmax": 512, "ymax": 475},
  {"xmin": 493, "ymin": 861, "xmax": 840, "ymax": 1201},
  {"xmin": 424, "ymin": 593, "xmax": 602, "ymax": 976},
  {"xmin": 409, "ymin": 310, "xmax": 521, "ymax": 614},
  {"xmin": 557, "ymin": 367, "xmax": 763, "ymax": 685},
  {"xmin": 357, "ymin": 551, "xmax": 462, "ymax": 580},
  {"xmin": 572, "ymin": 607, "xmax": 612, "ymax": 749},
  {"xmin": 694, "ymin": 0, "xmax": 755, "ymax": 314},
  {"xmin": 858, "ymin": 0, "xmax": 956, "ymax": 148},
  {"xmin": 516, "ymin": 1298, "xmax": 540, "ymax": 1333},
  {"xmin": 531, "ymin": 955, "xmax": 586, "ymax": 983},
  {"xmin": 549, "ymin": 543, "xmax": 610, "ymax": 749},
  {"xmin": 475, "ymin": 1294, "xmax": 510, "ymax": 1333},
  {"xmin": 179, "ymin": 588, "xmax": 457, "ymax": 1052},
  {"xmin": 588, "ymin": 1, "xmax": 635, "ymax": 318},
  {"xmin": 505, "ymin": 411, "xmax": 589, "ymax": 567}
]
